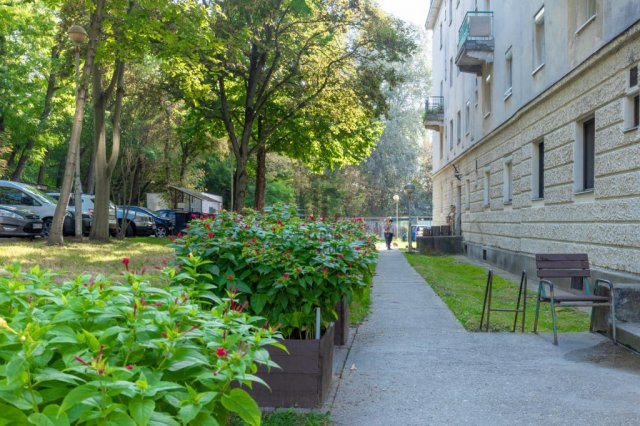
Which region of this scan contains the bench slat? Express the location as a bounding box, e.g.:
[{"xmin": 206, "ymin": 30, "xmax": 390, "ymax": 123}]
[
  {"xmin": 535, "ymin": 254, "xmax": 588, "ymax": 262},
  {"xmin": 537, "ymin": 269, "xmax": 591, "ymax": 278},
  {"xmin": 535, "ymin": 260, "xmax": 589, "ymax": 270}
]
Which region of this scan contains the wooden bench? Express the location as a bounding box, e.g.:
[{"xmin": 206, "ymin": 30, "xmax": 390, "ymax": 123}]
[{"xmin": 533, "ymin": 254, "xmax": 616, "ymax": 345}]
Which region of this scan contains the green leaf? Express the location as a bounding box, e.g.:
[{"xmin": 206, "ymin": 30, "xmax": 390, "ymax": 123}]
[
  {"xmin": 190, "ymin": 412, "xmax": 220, "ymax": 426},
  {"xmin": 34, "ymin": 369, "xmax": 84, "ymax": 385},
  {"xmin": 220, "ymin": 389, "xmax": 260, "ymax": 426},
  {"xmin": 178, "ymin": 404, "xmax": 201, "ymax": 424},
  {"xmin": 0, "ymin": 403, "xmax": 30, "ymax": 424},
  {"xmin": 5, "ymin": 357, "xmax": 26, "ymax": 384},
  {"xmin": 129, "ymin": 399, "xmax": 154, "ymax": 426},
  {"xmin": 41, "ymin": 405, "xmax": 70, "ymax": 426},
  {"xmin": 58, "ymin": 384, "xmax": 97, "ymax": 415},
  {"xmin": 250, "ymin": 293, "xmax": 268, "ymax": 314},
  {"xmin": 105, "ymin": 412, "xmax": 136, "ymax": 426},
  {"xmin": 148, "ymin": 412, "xmax": 180, "ymax": 426},
  {"xmin": 28, "ymin": 413, "xmax": 55, "ymax": 426}
]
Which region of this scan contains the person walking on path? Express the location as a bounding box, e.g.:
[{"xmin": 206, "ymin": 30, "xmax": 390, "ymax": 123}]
[{"xmin": 383, "ymin": 217, "xmax": 393, "ymax": 250}]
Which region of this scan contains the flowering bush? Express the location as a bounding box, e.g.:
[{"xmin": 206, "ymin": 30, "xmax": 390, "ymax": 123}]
[
  {"xmin": 172, "ymin": 206, "xmax": 378, "ymax": 338},
  {"xmin": 0, "ymin": 262, "xmax": 282, "ymax": 425}
]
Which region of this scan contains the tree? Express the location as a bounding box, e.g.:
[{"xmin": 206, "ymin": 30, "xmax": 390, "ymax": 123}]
[
  {"xmin": 48, "ymin": 0, "xmax": 103, "ymax": 245},
  {"xmin": 172, "ymin": 0, "xmax": 414, "ymax": 210}
]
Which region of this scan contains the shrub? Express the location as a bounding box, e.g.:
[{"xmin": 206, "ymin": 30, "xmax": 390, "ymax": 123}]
[
  {"xmin": 0, "ymin": 262, "xmax": 282, "ymax": 425},
  {"xmin": 172, "ymin": 207, "xmax": 378, "ymax": 338}
]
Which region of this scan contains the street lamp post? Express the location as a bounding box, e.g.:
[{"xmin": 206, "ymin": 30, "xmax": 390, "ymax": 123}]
[
  {"xmin": 403, "ymin": 183, "xmax": 416, "ymax": 252},
  {"xmin": 68, "ymin": 25, "xmax": 88, "ymax": 238},
  {"xmin": 392, "ymin": 194, "xmax": 399, "ymax": 238}
]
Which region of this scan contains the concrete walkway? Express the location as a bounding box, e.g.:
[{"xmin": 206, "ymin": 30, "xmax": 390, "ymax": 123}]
[{"xmin": 329, "ymin": 250, "xmax": 640, "ymax": 425}]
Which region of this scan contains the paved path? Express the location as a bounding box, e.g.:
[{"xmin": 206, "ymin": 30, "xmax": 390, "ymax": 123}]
[{"xmin": 329, "ymin": 250, "xmax": 640, "ymax": 425}]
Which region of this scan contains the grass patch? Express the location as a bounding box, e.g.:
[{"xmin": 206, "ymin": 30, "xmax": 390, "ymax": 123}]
[
  {"xmin": 349, "ymin": 285, "xmax": 372, "ymax": 326},
  {"xmin": 0, "ymin": 237, "xmax": 174, "ymax": 280},
  {"xmin": 229, "ymin": 410, "xmax": 332, "ymax": 426},
  {"xmin": 405, "ymin": 253, "xmax": 591, "ymax": 332}
]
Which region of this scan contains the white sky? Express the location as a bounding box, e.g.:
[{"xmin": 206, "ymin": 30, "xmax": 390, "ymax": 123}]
[{"xmin": 376, "ymin": 0, "xmax": 429, "ymax": 28}]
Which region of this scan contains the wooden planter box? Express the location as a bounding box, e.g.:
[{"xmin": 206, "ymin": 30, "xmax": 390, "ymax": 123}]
[
  {"xmin": 334, "ymin": 297, "xmax": 349, "ymax": 345},
  {"xmin": 248, "ymin": 322, "xmax": 334, "ymax": 408}
]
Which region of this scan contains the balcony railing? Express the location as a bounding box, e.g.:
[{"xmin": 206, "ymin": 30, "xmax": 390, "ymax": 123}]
[
  {"xmin": 456, "ymin": 11, "xmax": 494, "ymax": 75},
  {"xmin": 458, "ymin": 11, "xmax": 493, "ymax": 46},
  {"xmin": 423, "ymin": 96, "xmax": 444, "ymax": 131}
]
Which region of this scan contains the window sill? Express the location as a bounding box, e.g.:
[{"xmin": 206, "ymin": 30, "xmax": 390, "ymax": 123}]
[
  {"xmin": 575, "ymin": 14, "xmax": 597, "ymax": 35},
  {"xmin": 531, "ymin": 198, "xmax": 545, "ymax": 208},
  {"xmin": 483, "ymin": 112, "xmax": 491, "ymax": 119},
  {"xmin": 623, "ymin": 126, "xmax": 639, "ymax": 133},
  {"xmin": 625, "ymin": 86, "xmax": 639, "ymax": 96},
  {"xmin": 532, "ymin": 63, "xmax": 545, "ymax": 76},
  {"xmin": 574, "ymin": 189, "xmax": 595, "ymax": 203},
  {"xmin": 504, "ymin": 88, "xmax": 512, "ymax": 100}
]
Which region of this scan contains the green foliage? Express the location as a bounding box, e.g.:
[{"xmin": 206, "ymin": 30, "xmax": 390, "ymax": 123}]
[
  {"xmin": 172, "ymin": 206, "xmax": 378, "ymax": 338},
  {"xmin": 405, "ymin": 254, "xmax": 591, "ymax": 332},
  {"xmin": 0, "ymin": 262, "xmax": 281, "ymax": 424},
  {"xmin": 229, "ymin": 410, "xmax": 332, "ymax": 426}
]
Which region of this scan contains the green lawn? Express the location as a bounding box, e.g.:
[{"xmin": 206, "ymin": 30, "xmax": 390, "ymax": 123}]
[
  {"xmin": 229, "ymin": 410, "xmax": 331, "ymax": 426},
  {"xmin": 0, "ymin": 237, "xmax": 174, "ymax": 280},
  {"xmin": 405, "ymin": 253, "xmax": 591, "ymax": 332},
  {"xmin": 349, "ymin": 285, "xmax": 372, "ymax": 326}
]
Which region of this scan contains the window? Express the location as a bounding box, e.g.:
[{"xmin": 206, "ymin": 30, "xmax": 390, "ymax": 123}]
[
  {"xmin": 440, "ymin": 184, "xmax": 444, "ymax": 212},
  {"xmin": 635, "ymin": 95, "xmax": 640, "ymax": 128},
  {"xmin": 465, "ymin": 101, "xmax": 471, "ymax": 134},
  {"xmin": 483, "ymin": 169, "xmax": 490, "ymax": 206},
  {"xmin": 449, "ymin": 0, "xmax": 452, "ymax": 25},
  {"xmin": 631, "ymin": 66, "xmax": 638, "ymax": 88},
  {"xmin": 439, "ymin": 22, "xmax": 443, "ymax": 50},
  {"xmin": 450, "ymin": 58, "xmax": 453, "ymax": 87},
  {"xmin": 466, "ymin": 179, "xmax": 471, "ymax": 210},
  {"xmin": 574, "ymin": 117, "xmax": 595, "ymax": 192},
  {"xmin": 577, "ymin": 0, "xmax": 597, "ymax": 28},
  {"xmin": 532, "ymin": 141, "xmax": 545, "ymax": 199},
  {"xmin": 439, "ymin": 133, "xmax": 444, "ymax": 160},
  {"xmin": 474, "ymin": 77, "xmax": 479, "ymax": 106},
  {"xmin": 505, "ymin": 47, "xmax": 513, "ymax": 97},
  {"xmin": 456, "ymin": 111, "xmax": 461, "ymax": 144},
  {"xmin": 449, "ymin": 120, "xmax": 454, "ymax": 150},
  {"xmin": 624, "ymin": 66, "xmax": 639, "ymax": 130},
  {"xmin": 583, "ymin": 118, "xmax": 595, "ymax": 190},
  {"xmin": 503, "ymin": 158, "xmax": 513, "ymax": 203},
  {"xmin": 483, "ymin": 66, "xmax": 492, "ymax": 116},
  {"xmin": 534, "ymin": 7, "xmax": 545, "ymax": 70}
]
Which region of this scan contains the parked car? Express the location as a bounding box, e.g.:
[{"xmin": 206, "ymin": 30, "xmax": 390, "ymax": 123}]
[
  {"xmin": 115, "ymin": 207, "xmax": 156, "ymax": 237},
  {"xmin": 46, "ymin": 192, "xmax": 117, "ymax": 235},
  {"xmin": 155, "ymin": 209, "xmax": 176, "ymax": 224},
  {"xmin": 123, "ymin": 206, "xmax": 174, "ymax": 237},
  {"xmin": 0, "ymin": 180, "xmax": 77, "ymax": 236},
  {"xmin": 0, "ymin": 206, "xmax": 43, "ymax": 238}
]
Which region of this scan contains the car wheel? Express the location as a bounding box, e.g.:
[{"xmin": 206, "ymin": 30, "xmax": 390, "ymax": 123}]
[
  {"xmin": 42, "ymin": 218, "xmax": 52, "ymax": 237},
  {"xmin": 155, "ymin": 226, "xmax": 168, "ymax": 238},
  {"xmin": 125, "ymin": 223, "xmax": 135, "ymax": 237}
]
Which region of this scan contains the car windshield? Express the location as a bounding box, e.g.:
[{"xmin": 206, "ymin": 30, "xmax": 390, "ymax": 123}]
[
  {"xmin": 136, "ymin": 207, "xmax": 157, "ymax": 216},
  {"xmin": 24, "ymin": 185, "xmax": 57, "ymax": 204}
]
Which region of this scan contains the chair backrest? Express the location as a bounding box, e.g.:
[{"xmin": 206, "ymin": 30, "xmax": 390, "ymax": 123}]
[{"xmin": 535, "ymin": 254, "xmax": 590, "ymax": 279}]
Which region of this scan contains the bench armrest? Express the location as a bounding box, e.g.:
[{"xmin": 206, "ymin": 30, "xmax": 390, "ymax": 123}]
[
  {"xmin": 594, "ymin": 278, "xmax": 613, "ymax": 290},
  {"xmin": 537, "ymin": 279, "xmax": 554, "ymax": 298}
]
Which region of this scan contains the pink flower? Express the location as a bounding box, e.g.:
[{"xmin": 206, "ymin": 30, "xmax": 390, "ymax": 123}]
[
  {"xmin": 191, "ymin": 214, "xmax": 197, "ymax": 219},
  {"xmin": 208, "ymin": 232, "xmax": 214, "ymax": 238},
  {"xmin": 216, "ymin": 347, "xmax": 228, "ymax": 358},
  {"xmin": 122, "ymin": 257, "xmax": 130, "ymax": 271},
  {"xmin": 283, "ymin": 273, "xmax": 290, "ymax": 279},
  {"xmin": 355, "ymin": 246, "xmax": 361, "ymax": 251},
  {"xmin": 125, "ymin": 364, "xmax": 134, "ymax": 370}
]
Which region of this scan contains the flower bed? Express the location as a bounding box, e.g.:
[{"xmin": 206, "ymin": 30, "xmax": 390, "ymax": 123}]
[
  {"xmin": 172, "ymin": 207, "xmax": 378, "ymax": 339},
  {"xmin": 0, "ymin": 262, "xmax": 280, "ymax": 425}
]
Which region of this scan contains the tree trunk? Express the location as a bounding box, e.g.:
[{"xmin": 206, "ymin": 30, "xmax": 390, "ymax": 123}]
[
  {"xmin": 48, "ymin": 0, "xmax": 104, "ymax": 245},
  {"xmin": 37, "ymin": 150, "xmax": 48, "ymax": 185},
  {"xmin": 164, "ymin": 102, "xmax": 172, "ymax": 185},
  {"xmin": 10, "ymin": 145, "xmax": 28, "ymax": 181},
  {"xmin": 233, "ymin": 154, "xmax": 249, "ymax": 211},
  {"xmin": 91, "ymin": 61, "xmax": 125, "ymax": 242},
  {"xmin": 84, "ymin": 147, "xmax": 96, "ymax": 194},
  {"xmin": 254, "ymin": 140, "xmax": 267, "ymax": 211}
]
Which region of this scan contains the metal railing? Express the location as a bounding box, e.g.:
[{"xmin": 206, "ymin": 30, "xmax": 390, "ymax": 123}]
[
  {"xmin": 425, "ymin": 96, "xmax": 444, "ymax": 117},
  {"xmin": 458, "ymin": 11, "xmax": 493, "ymax": 47}
]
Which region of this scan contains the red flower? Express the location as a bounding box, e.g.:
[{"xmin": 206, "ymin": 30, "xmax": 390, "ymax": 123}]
[
  {"xmin": 208, "ymin": 232, "xmax": 214, "ymax": 238},
  {"xmin": 282, "ymin": 273, "xmax": 290, "ymax": 279},
  {"xmin": 215, "ymin": 347, "xmax": 228, "ymax": 358},
  {"xmin": 122, "ymin": 257, "xmax": 130, "ymax": 271},
  {"xmin": 97, "ymin": 368, "xmax": 104, "ymax": 375},
  {"xmin": 355, "ymin": 246, "xmax": 361, "ymax": 250},
  {"xmin": 227, "ymin": 274, "xmax": 234, "ymax": 281},
  {"xmin": 74, "ymin": 355, "xmax": 90, "ymax": 367},
  {"xmin": 191, "ymin": 213, "xmax": 197, "ymax": 219},
  {"xmin": 125, "ymin": 364, "xmax": 134, "ymax": 370},
  {"xmin": 338, "ymin": 253, "xmax": 344, "ymax": 259}
]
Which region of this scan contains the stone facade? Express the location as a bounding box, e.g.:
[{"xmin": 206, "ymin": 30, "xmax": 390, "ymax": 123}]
[{"xmin": 426, "ymin": 0, "xmax": 640, "ymax": 280}]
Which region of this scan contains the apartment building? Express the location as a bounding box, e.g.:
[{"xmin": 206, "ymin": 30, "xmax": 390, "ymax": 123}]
[{"xmin": 424, "ymin": 0, "xmax": 640, "ymax": 281}]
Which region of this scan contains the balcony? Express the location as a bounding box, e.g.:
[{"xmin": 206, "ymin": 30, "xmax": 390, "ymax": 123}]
[
  {"xmin": 455, "ymin": 11, "xmax": 494, "ymax": 75},
  {"xmin": 423, "ymin": 96, "xmax": 444, "ymax": 131}
]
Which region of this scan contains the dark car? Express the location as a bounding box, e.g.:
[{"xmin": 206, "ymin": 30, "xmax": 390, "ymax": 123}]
[
  {"xmin": 155, "ymin": 209, "xmax": 203, "ymax": 233},
  {"xmin": 115, "ymin": 207, "xmax": 156, "ymax": 237},
  {"xmin": 123, "ymin": 206, "xmax": 174, "ymax": 237},
  {"xmin": 0, "ymin": 206, "xmax": 44, "ymax": 238},
  {"xmin": 155, "ymin": 209, "xmax": 176, "ymax": 224}
]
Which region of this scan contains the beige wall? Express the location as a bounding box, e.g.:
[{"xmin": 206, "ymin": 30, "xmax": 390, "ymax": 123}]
[{"xmin": 432, "ymin": 22, "xmax": 640, "ymax": 276}]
